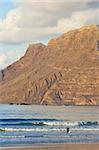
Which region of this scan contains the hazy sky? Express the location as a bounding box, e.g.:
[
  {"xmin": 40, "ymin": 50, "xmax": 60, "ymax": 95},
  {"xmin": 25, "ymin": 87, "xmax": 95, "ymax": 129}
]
[{"xmin": 0, "ymin": 0, "xmax": 99, "ymax": 69}]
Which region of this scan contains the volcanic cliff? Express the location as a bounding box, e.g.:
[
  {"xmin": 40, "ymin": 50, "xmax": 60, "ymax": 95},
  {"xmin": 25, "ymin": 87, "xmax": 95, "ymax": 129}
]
[{"xmin": 0, "ymin": 24, "xmax": 99, "ymax": 105}]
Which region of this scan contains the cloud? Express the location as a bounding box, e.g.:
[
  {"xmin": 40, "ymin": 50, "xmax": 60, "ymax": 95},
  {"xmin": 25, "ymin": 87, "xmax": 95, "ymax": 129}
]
[
  {"xmin": 0, "ymin": 48, "xmax": 26, "ymax": 69},
  {"xmin": 55, "ymin": 8, "xmax": 99, "ymax": 33},
  {"xmin": 0, "ymin": 54, "xmax": 6, "ymax": 69},
  {"xmin": 0, "ymin": 1, "xmax": 99, "ymax": 44}
]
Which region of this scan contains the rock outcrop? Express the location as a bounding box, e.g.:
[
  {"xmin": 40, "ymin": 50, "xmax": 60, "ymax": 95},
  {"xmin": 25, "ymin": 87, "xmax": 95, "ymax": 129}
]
[{"xmin": 0, "ymin": 24, "xmax": 99, "ymax": 105}]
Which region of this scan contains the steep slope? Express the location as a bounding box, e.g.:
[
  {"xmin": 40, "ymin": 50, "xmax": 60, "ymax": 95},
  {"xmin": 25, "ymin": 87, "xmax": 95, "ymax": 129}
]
[{"xmin": 0, "ymin": 24, "xmax": 99, "ymax": 105}]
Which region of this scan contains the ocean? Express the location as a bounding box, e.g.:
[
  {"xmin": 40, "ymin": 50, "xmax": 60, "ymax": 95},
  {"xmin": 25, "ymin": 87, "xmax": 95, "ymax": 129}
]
[{"xmin": 0, "ymin": 104, "xmax": 99, "ymax": 147}]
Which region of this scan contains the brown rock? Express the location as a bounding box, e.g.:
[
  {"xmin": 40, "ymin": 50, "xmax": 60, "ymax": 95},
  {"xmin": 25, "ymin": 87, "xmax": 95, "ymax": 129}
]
[{"xmin": 0, "ymin": 24, "xmax": 99, "ymax": 105}]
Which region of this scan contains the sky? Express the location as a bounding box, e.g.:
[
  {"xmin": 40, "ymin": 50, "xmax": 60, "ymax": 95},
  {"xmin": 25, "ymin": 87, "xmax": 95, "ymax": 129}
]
[{"xmin": 0, "ymin": 0, "xmax": 99, "ymax": 70}]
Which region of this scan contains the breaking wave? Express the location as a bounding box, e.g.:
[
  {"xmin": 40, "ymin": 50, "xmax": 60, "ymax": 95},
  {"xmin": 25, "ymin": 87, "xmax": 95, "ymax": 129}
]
[
  {"xmin": 0, "ymin": 118, "xmax": 99, "ymax": 128},
  {"xmin": 0, "ymin": 127, "xmax": 99, "ymax": 132},
  {"xmin": 0, "ymin": 118, "xmax": 99, "ymax": 133}
]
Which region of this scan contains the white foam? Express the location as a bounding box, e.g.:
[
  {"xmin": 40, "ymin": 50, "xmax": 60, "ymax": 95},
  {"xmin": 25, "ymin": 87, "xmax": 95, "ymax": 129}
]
[
  {"xmin": 0, "ymin": 127, "xmax": 69, "ymax": 132},
  {"xmin": 1, "ymin": 126, "xmax": 99, "ymax": 132},
  {"xmin": 0, "ymin": 135, "xmax": 25, "ymax": 138},
  {"xmin": 43, "ymin": 121, "xmax": 78, "ymax": 126},
  {"xmin": 73, "ymin": 128, "xmax": 99, "ymax": 131}
]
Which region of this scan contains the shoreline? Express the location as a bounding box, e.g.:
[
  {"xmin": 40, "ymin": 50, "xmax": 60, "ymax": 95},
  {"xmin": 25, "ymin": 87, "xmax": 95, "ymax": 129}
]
[
  {"xmin": 1, "ymin": 103, "xmax": 99, "ymax": 106},
  {"xmin": 1, "ymin": 143, "xmax": 99, "ymax": 150}
]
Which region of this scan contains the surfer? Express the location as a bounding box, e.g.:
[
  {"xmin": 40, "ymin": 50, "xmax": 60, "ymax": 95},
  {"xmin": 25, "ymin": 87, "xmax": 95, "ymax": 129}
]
[{"xmin": 67, "ymin": 127, "xmax": 70, "ymax": 133}]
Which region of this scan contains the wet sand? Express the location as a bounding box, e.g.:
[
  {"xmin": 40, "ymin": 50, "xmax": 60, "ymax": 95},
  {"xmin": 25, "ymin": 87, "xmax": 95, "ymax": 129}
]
[{"xmin": 2, "ymin": 144, "xmax": 99, "ymax": 150}]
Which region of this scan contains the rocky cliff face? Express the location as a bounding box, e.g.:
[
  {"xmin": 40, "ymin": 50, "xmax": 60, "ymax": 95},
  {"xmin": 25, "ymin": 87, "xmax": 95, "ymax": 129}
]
[{"xmin": 0, "ymin": 24, "xmax": 99, "ymax": 105}]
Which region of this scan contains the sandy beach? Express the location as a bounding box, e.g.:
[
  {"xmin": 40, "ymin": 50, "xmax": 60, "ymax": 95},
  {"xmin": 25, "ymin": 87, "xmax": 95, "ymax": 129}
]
[{"xmin": 2, "ymin": 144, "xmax": 99, "ymax": 150}]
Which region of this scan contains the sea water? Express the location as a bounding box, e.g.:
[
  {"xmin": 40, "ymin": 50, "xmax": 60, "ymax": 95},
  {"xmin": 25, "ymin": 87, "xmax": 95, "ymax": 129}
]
[{"xmin": 0, "ymin": 104, "xmax": 99, "ymax": 147}]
